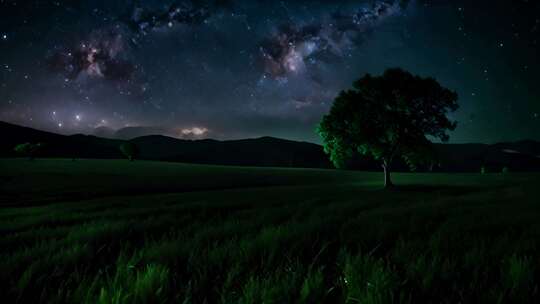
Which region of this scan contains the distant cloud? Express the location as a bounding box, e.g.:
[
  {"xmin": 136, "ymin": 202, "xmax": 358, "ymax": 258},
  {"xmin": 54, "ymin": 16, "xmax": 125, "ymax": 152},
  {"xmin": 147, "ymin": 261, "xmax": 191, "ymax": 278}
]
[{"xmin": 181, "ymin": 127, "xmax": 209, "ymax": 137}]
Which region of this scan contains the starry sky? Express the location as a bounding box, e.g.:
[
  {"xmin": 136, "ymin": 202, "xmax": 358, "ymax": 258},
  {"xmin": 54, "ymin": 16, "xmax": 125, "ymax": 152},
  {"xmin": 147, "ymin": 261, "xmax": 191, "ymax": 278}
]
[{"xmin": 0, "ymin": 0, "xmax": 539, "ymax": 143}]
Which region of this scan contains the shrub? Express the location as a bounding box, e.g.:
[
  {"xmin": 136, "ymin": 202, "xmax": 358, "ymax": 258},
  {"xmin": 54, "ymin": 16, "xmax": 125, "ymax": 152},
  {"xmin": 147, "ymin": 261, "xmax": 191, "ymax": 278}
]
[
  {"xmin": 119, "ymin": 142, "xmax": 139, "ymax": 161},
  {"xmin": 13, "ymin": 142, "xmax": 43, "ymax": 160}
]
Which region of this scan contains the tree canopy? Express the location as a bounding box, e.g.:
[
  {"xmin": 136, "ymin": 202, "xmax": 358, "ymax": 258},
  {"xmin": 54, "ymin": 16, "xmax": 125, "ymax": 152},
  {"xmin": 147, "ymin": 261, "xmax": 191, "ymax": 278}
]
[{"xmin": 317, "ymin": 68, "xmax": 459, "ymax": 187}]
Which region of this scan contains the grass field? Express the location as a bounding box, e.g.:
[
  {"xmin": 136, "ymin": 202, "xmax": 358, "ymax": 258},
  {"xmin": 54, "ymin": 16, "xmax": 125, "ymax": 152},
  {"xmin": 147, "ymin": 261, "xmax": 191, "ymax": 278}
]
[{"xmin": 1, "ymin": 159, "xmax": 540, "ymax": 303}]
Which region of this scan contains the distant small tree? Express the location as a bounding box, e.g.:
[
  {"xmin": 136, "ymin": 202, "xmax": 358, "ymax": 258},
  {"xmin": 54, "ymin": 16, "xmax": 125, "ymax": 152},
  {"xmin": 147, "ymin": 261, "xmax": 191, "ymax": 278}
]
[
  {"xmin": 119, "ymin": 142, "xmax": 139, "ymax": 161},
  {"xmin": 502, "ymin": 166, "xmax": 509, "ymax": 174},
  {"xmin": 317, "ymin": 68, "xmax": 459, "ymax": 188},
  {"xmin": 14, "ymin": 143, "xmax": 43, "ymax": 160}
]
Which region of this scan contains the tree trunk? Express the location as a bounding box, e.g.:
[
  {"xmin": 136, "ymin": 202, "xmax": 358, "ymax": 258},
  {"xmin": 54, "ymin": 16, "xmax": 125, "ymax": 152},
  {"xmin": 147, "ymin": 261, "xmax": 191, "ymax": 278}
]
[{"xmin": 382, "ymin": 162, "xmax": 393, "ymax": 188}]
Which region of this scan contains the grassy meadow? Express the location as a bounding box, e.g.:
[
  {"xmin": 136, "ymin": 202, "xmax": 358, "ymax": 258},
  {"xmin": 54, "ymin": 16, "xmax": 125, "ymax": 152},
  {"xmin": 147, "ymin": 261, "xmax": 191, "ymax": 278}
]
[{"xmin": 1, "ymin": 159, "xmax": 540, "ymax": 303}]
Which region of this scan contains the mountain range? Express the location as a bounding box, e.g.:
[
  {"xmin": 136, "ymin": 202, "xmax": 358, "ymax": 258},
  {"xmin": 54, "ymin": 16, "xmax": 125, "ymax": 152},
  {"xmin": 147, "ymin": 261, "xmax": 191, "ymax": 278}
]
[{"xmin": 2, "ymin": 121, "xmax": 540, "ymax": 172}]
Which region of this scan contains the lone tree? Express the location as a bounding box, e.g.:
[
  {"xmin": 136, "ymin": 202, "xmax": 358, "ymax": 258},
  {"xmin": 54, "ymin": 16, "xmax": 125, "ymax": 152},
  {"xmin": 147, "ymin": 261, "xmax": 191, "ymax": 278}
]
[
  {"xmin": 14, "ymin": 143, "xmax": 43, "ymax": 160},
  {"xmin": 119, "ymin": 142, "xmax": 139, "ymax": 161},
  {"xmin": 317, "ymin": 68, "xmax": 459, "ymax": 188}
]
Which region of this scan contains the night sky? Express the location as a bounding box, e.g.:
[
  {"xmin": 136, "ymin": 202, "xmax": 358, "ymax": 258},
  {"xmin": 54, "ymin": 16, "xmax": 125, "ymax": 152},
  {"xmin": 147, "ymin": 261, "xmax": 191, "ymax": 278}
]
[{"xmin": 1, "ymin": 0, "xmax": 539, "ymax": 143}]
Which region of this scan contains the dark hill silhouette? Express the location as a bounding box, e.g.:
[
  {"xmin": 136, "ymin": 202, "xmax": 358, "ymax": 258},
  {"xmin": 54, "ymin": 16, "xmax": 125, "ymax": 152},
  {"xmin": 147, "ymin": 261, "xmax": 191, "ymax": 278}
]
[
  {"xmin": 93, "ymin": 126, "xmax": 116, "ymax": 138},
  {"xmin": 129, "ymin": 135, "xmax": 330, "ymax": 167},
  {"xmin": 0, "ymin": 121, "xmax": 124, "ymax": 159},
  {"xmin": 114, "ymin": 126, "xmax": 171, "ymax": 140},
  {"xmin": 433, "ymin": 141, "xmax": 540, "ymax": 172},
  {"xmin": 0, "ymin": 121, "xmax": 329, "ymax": 168},
  {"xmin": 2, "ymin": 121, "xmax": 540, "ymax": 171}
]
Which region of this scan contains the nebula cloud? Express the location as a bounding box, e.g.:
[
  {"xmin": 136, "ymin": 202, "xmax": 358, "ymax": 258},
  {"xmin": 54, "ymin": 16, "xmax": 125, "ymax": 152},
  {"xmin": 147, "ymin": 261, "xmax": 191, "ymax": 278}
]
[
  {"xmin": 47, "ymin": 27, "xmax": 138, "ymax": 82},
  {"xmin": 259, "ymin": 0, "xmax": 406, "ymax": 78}
]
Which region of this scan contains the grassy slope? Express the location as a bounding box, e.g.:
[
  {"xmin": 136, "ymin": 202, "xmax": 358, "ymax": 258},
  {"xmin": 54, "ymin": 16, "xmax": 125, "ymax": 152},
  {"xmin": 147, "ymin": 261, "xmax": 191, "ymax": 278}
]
[
  {"xmin": 1, "ymin": 159, "xmax": 540, "ymax": 303},
  {"xmin": 0, "ymin": 159, "xmax": 368, "ymax": 206}
]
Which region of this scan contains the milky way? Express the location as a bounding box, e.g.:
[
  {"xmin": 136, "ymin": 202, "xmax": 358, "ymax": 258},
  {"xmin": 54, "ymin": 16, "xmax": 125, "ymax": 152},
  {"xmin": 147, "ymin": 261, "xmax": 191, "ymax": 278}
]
[
  {"xmin": 126, "ymin": 1, "xmax": 222, "ymax": 34},
  {"xmin": 47, "ymin": 27, "xmax": 136, "ymax": 82},
  {"xmin": 1, "ymin": 0, "xmax": 539, "ymax": 143},
  {"xmin": 259, "ymin": 1, "xmax": 404, "ymax": 77}
]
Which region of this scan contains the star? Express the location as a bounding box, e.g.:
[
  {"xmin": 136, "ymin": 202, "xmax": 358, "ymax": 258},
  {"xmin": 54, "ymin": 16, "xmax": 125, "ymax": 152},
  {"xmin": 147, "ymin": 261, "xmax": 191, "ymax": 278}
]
[{"xmin": 0, "ymin": 0, "xmax": 538, "ymax": 144}]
